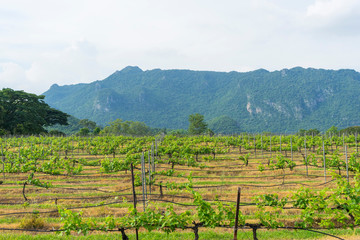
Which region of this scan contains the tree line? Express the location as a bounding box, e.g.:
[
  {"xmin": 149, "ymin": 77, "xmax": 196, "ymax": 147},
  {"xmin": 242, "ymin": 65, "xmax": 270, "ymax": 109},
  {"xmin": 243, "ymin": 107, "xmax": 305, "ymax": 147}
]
[{"xmin": 1, "ymin": 88, "xmax": 359, "ymax": 137}]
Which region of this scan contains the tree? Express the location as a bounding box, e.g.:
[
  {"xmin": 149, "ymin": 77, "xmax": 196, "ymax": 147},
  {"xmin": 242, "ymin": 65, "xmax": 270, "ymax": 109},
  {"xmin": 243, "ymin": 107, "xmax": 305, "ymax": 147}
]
[
  {"xmin": 100, "ymin": 119, "xmax": 152, "ymax": 136},
  {"xmin": 206, "ymin": 129, "xmax": 214, "ymax": 136},
  {"xmin": 207, "ymin": 115, "xmax": 241, "ymax": 134},
  {"xmin": 128, "ymin": 121, "xmax": 152, "ymax": 136},
  {"xmin": 0, "ymin": 104, "xmax": 6, "ymax": 135},
  {"xmin": 93, "ymin": 127, "xmax": 101, "ymax": 136},
  {"xmin": 339, "ymin": 126, "xmax": 360, "ymax": 135},
  {"xmin": 78, "ymin": 127, "xmax": 90, "ymax": 136},
  {"xmin": 79, "ymin": 119, "xmax": 97, "ymax": 130},
  {"xmin": 326, "ymin": 125, "xmax": 339, "ymax": 137},
  {"xmin": 307, "ymin": 129, "xmax": 320, "ymax": 136},
  {"xmin": 0, "ymin": 88, "xmax": 69, "ymax": 135},
  {"xmin": 188, "ymin": 113, "xmax": 207, "ymax": 135}
]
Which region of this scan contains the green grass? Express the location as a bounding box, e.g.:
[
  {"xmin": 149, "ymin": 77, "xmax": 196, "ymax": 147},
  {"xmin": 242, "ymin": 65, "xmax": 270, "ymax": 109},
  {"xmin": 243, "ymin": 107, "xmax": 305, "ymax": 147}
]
[
  {"xmin": 193, "ymin": 180, "xmax": 269, "ymax": 185},
  {"xmin": 0, "ymin": 228, "xmax": 359, "ymax": 240}
]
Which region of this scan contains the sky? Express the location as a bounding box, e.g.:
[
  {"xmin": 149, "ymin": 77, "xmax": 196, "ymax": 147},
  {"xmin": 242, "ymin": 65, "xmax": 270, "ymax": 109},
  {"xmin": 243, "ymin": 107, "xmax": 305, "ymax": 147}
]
[{"xmin": 1, "ymin": 0, "xmax": 360, "ymax": 94}]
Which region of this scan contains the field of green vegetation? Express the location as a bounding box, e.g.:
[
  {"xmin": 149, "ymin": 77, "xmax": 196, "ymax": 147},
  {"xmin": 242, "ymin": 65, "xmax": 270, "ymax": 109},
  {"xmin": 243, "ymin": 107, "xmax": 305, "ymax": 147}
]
[{"xmin": 0, "ymin": 134, "xmax": 359, "ymax": 239}]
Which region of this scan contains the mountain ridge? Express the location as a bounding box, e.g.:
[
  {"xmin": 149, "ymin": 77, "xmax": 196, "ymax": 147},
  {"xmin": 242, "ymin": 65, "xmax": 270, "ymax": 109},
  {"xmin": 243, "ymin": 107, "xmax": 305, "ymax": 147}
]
[{"xmin": 43, "ymin": 66, "xmax": 360, "ymax": 133}]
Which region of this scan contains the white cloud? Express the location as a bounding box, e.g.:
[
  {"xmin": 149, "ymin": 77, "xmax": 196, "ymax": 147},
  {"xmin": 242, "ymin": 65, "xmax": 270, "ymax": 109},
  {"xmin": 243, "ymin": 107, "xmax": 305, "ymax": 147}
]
[
  {"xmin": 25, "ymin": 40, "xmax": 106, "ymax": 93},
  {"xmin": 304, "ymin": 0, "xmax": 360, "ymax": 34},
  {"xmin": 306, "ymin": 0, "xmax": 358, "ymax": 18},
  {"xmin": 0, "ymin": 62, "xmax": 27, "ymax": 88},
  {"xmin": 1, "ymin": 0, "xmax": 360, "ymax": 94},
  {"xmin": 0, "ymin": 40, "xmax": 107, "ymax": 94}
]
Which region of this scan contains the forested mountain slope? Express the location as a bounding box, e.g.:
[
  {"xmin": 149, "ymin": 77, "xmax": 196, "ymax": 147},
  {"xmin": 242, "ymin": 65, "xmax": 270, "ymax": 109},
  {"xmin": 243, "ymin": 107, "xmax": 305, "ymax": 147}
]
[{"xmin": 43, "ymin": 66, "xmax": 360, "ymax": 133}]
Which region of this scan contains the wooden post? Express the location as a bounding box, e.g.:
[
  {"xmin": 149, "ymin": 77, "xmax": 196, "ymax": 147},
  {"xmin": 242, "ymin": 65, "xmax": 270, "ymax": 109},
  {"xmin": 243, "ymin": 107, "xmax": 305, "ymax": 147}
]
[
  {"xmin": 252, "ymin": 226, "xmax": 259, "ymax": 240},
  {"xmin": 280, "ymin": 135, "xmax": 282, "ymax": 155},
  {"xmin": 130, "ymin": 163, "xmax": 139, "ymax": 240},
  {"xmin": 233, "ymin": 187, "xmax": 241, "ymax": 240},
  {"xmin": 160, "ymin": 181, "xmax": 163, "ymax": 197}
]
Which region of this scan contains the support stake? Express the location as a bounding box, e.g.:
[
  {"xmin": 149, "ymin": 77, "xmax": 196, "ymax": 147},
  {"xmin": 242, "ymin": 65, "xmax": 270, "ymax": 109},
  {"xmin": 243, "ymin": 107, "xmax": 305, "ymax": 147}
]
[
  {"xmin": 233, "ymin": 187, "xmax": 241, "ymax": 240},
  {"xmin": 130, "ymin": 163, "xmax": 138, "ymax": 240}
]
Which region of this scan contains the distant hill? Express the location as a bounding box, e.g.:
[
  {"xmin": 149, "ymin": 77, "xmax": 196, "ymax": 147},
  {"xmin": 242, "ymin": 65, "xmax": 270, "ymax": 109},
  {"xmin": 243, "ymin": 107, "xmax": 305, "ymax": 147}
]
[{"xmin": 43, "ymin": 66, "xmax": 360, "ymax": 133}]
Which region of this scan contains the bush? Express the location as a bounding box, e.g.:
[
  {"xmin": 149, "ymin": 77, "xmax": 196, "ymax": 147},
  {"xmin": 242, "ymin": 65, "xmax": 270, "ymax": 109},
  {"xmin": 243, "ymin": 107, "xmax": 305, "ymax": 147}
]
[{"xmin": 20, "ymin": 213, "xmax": 46, "ymax": 229}]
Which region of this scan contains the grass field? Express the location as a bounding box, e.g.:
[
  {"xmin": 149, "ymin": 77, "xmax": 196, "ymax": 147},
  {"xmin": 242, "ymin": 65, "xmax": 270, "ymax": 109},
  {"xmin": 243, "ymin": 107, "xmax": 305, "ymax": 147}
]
[{"xmin": 0, "ymin": 135, "xmax": 358, "ymax": 239}]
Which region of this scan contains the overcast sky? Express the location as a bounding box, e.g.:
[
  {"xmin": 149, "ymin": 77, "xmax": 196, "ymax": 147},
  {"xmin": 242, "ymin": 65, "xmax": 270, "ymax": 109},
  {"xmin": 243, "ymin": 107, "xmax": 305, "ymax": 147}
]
[{"xmin": 1, "ymin": 0, "xmax": 360, "ymax": 94}]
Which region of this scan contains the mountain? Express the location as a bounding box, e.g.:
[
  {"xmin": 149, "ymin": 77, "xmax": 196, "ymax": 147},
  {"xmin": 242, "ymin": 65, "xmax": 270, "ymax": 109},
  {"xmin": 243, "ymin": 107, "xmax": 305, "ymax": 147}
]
[{"xmin": 43, "ymin": 66, "xmax": 360, "ymax": 133}]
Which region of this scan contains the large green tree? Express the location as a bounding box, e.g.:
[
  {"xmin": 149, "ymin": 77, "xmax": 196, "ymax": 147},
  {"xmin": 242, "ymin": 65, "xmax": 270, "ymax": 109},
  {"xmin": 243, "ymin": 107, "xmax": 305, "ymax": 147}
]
[
  {"xmin": 0, "ymin": 88, "xmax": 69, "ymax": 135},
  {"xmin": 297, "ymin": 128, "xmax": 320, "ymax": 136},
  {"xmin": 188, "ymin": 113, "xmax": 208, "ymax": 135},
  {"xmin": 78, "ymin": 119, "xmax": 97, "ymax": 130},
  {"xmin": 326, "ymin": 125, "xmax": 339, "ymax": 136},
  {"xmin": 101, "ymin": 119, "xmax": 152, "ymax": 136},
  {"xmin": 340, "ymin": 126, "xmax": 360, "ymax": 135}
]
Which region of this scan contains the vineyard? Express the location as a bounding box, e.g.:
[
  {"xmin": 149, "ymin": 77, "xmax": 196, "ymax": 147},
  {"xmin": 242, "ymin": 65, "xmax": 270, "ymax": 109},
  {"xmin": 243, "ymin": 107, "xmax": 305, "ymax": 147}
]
[{"xmin": 0, "ymin": 134, "xmax": 360, "ymax": 239}]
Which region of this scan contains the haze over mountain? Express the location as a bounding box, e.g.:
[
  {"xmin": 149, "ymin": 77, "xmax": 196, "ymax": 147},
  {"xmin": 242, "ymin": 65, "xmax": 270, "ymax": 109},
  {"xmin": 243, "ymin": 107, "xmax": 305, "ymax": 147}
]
[{"xmin": 43, "ymin": 66, "xmax": 360, "ymax": 133}]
